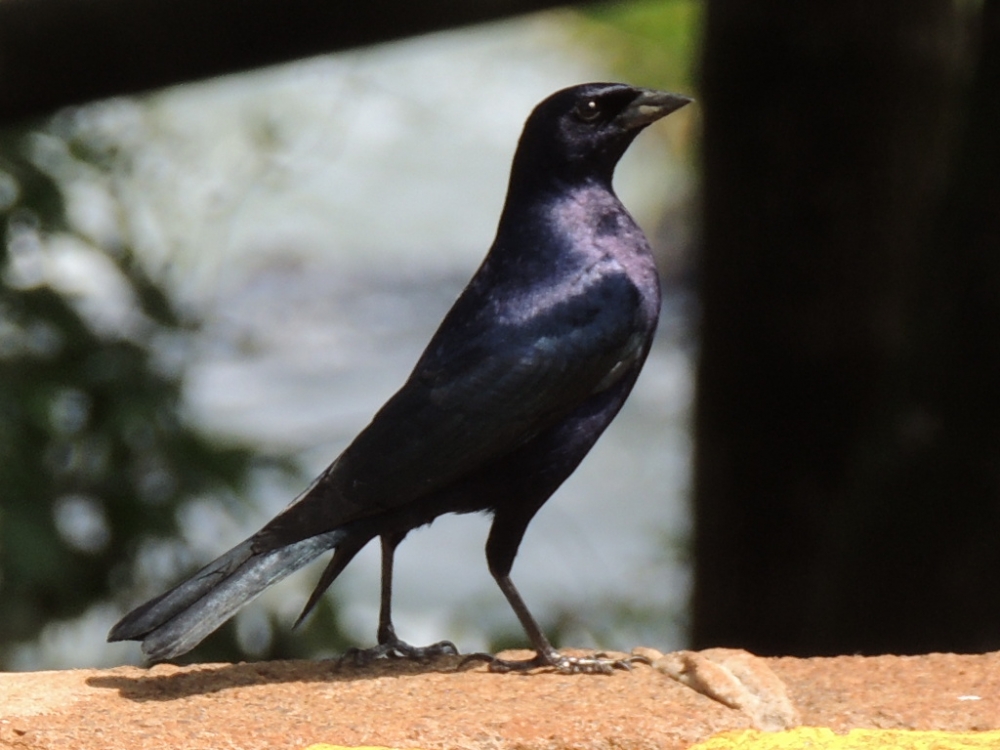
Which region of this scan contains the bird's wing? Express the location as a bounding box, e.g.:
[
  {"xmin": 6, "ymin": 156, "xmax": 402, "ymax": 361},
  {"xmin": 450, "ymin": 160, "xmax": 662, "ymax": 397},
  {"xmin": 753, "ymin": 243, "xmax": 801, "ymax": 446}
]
[{"xmin": 259, "ymin": 264, "xmax": 646, "ymax": 543}]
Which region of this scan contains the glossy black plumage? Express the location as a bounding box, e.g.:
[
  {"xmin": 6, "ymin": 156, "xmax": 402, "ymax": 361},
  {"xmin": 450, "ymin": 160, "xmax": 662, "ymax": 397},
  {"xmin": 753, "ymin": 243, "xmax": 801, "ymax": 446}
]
[{"xmin": 109, "ymin": 82, "xmax": 691, "ymax": 672}]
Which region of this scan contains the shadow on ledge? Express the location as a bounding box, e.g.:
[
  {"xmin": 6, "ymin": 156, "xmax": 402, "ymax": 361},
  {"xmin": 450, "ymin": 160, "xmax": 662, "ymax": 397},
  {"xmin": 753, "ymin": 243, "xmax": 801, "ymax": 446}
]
[{"xmin": 86, "ymin": 653, "xmax": 474, "ymax": 701}]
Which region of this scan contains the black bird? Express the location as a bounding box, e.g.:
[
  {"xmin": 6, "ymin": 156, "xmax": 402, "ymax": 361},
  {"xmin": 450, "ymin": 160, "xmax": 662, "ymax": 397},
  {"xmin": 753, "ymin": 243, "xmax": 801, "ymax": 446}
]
[{"xmin": 109, "ymin": 82, "xmax": 691, "ymax": 673}]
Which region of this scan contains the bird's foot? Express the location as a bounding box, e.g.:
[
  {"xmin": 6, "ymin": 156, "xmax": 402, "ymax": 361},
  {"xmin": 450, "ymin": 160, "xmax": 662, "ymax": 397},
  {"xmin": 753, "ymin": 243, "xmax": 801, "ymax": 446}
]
[
  {"xmin": 461, "ymin": 649, "xmax": 651, "ymax": 675},
  {"xmin": 338, "ymin": 638, "xmax": 459, "ymax": 667}
]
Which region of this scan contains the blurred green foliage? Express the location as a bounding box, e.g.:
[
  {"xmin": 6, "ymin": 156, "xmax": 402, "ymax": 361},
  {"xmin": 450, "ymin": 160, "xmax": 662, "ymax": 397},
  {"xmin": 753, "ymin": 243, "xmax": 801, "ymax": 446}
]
[
  {"xmin": 0, "ymin": 122, "xmax": 349, "ymax": 668},
  {"xmin": 579, "ymin": 0, "xmax": 700, "ymax": 96}
]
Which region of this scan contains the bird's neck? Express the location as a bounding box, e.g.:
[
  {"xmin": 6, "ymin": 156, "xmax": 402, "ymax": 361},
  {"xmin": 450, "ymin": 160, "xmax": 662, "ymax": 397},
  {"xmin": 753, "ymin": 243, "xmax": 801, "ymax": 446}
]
[
  {"xmin": 492, "ymin": 179, "xmax": 632, "ymax": 268},
  {"xmin": 499, "ymin": 172, "xmax": 616, "ymax": 226},
  {"xmin": 507, "ymin": 145, "xmax": 617, "ymax": 197}
]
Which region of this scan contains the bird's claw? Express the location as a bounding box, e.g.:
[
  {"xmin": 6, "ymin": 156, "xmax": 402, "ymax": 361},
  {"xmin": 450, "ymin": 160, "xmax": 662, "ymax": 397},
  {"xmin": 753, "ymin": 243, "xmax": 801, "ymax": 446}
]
[
  {"xmin": 338, "ymin": 638, "xmax": 459, "ymax": 667},
  {"xmin": 460, "ymin": 649, "xmax": 651, "ymax": 675}
]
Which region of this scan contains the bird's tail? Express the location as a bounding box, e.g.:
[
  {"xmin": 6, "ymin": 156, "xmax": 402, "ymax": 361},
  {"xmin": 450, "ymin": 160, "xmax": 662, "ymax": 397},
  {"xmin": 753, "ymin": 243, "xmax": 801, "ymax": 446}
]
[{"xmin": 108, "ymin": 529, "xmax": 345, "ymax": 661}]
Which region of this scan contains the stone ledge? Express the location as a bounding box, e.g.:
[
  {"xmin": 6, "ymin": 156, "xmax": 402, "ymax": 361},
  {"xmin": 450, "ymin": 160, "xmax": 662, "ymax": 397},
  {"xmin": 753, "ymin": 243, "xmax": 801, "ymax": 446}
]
[{"xmin": 2, "ymin": 649, "xmax": 998, "ymax": 750}]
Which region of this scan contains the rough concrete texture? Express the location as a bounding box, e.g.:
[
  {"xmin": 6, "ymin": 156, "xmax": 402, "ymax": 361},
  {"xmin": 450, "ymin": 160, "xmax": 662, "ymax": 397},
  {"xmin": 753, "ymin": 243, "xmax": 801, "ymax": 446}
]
[{"xmin": 2, "ymin": 649, "xmax": 999, "ymax": 750}]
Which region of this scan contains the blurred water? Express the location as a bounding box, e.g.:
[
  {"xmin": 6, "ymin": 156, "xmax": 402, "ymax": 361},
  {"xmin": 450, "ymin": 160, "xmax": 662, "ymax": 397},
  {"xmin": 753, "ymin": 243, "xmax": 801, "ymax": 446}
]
[{"xmin": 21, "ymin": 14, "xmax": 695, "ymax": 667}]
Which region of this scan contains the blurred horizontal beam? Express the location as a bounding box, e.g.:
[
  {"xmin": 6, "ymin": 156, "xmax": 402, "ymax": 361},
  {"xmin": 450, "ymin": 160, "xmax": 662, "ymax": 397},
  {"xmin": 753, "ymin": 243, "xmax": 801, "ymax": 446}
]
[{"xmin": 0, "ymin": 0, "xmax": 593, "ymax": 125}]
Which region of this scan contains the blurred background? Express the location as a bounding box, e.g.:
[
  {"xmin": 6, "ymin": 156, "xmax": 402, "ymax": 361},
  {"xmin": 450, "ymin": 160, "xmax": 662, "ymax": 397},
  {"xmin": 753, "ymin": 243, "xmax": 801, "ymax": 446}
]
[{"xmin": 1, "ymin": 0, "xmax": 998, "ymax": 671}]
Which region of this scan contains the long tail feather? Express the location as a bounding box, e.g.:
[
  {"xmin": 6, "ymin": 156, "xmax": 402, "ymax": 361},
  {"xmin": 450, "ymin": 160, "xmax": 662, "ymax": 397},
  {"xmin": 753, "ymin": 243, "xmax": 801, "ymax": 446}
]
[
  {"xmin": 292, "ymin": 537, "xmax": 369, "ymax": 629},
  {"xmin": 109, "ymin": 529, "xmax": 345, "ymax": 661}
]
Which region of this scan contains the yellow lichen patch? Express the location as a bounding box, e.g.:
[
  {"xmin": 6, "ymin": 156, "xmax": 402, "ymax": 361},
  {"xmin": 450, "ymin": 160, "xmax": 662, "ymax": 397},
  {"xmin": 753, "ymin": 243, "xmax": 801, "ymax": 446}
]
[{"xmin": 691, "ymin": 727, "xmax": 1000, "ymax": 749}]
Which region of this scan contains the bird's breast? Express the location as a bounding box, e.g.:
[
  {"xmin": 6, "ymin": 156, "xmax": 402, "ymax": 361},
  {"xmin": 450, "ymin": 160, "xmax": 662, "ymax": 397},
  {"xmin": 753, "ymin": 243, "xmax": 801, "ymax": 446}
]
[{"xmin": 548, "ymin": 187, "xmax": 661, "ymax": 321}]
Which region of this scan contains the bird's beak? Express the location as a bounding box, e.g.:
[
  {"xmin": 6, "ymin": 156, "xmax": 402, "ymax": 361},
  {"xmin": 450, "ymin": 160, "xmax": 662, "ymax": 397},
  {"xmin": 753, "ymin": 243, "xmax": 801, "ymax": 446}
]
[{"xmin": 617, "ymin": 89, "xmax": 693, "ymax": 130}]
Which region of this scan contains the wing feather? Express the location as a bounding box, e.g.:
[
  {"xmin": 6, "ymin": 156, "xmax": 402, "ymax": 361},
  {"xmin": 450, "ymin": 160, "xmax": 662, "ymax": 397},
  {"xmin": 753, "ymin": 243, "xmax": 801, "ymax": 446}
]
[{"xmin": 259, "ymin": 265, "xmax": 644, "ymax": 544}]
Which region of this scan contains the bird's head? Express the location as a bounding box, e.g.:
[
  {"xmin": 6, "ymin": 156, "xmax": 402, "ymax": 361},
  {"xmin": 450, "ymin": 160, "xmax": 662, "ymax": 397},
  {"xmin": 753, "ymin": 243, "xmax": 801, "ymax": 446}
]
[{"xmin": 508, "ymin": 82, "xmax": 692, "ymax": 195}]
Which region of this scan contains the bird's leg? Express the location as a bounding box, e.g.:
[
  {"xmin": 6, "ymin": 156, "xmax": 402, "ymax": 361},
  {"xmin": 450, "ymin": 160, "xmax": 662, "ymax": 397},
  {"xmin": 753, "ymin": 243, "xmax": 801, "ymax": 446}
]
[
  {"xmin": 462, "ymin": 509, "xmax": 648, "ymax": 674},
  {"xmin": 375, "ymin": 529, "xmax": 403, "ymax": 646},
  {"xmin": 339, "ymin": 531, "xmax": 457, "ymax": 666},
  {"xmin": 375, "ymin": 531, "xmax": 458, "ymax": 658},
  {"xmin": 463, "ymin": 571, "xmax": 648, "ymax": 675}
]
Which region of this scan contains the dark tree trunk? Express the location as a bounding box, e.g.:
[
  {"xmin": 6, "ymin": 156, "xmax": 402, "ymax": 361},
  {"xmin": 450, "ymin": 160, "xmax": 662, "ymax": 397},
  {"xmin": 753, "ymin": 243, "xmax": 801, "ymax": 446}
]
[
  {"xmin": 693, "ymin": 0, "xmax": 973, "ymax": 655},
  {"xmin": 817, "ymin": 0, "xmax": 1000, "ymax": 653}
]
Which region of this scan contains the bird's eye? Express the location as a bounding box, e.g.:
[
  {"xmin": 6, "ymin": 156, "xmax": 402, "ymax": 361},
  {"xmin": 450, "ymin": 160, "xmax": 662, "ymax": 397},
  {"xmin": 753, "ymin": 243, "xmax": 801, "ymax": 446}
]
[{"xmin": 574, "ymin": 98, "xmax": 603, "ymax": 122}]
